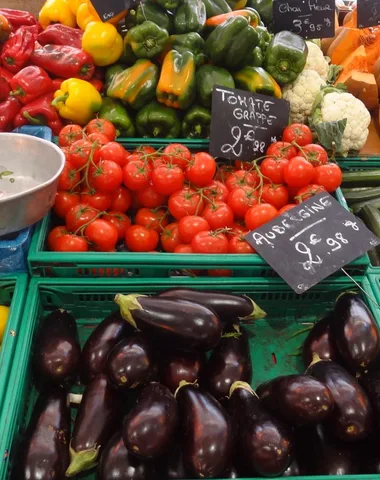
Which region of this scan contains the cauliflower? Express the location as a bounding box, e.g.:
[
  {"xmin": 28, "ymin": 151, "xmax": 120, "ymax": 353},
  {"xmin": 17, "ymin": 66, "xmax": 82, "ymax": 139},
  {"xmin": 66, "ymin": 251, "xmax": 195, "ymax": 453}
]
[
  {"xmin": 282, "ymin": 69, "xmax": 326, "ymax": 124},
  {"xmin": 305, "ymin": 41, "xmax": 329, "ymax": 81}
]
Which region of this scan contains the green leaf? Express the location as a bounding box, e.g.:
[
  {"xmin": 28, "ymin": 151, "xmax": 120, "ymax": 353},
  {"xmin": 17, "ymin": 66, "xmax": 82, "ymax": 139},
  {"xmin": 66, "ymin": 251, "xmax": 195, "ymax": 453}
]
[
  {"xmin": 315, "ymin": 118, "xmax": 347, "ymax": 153},
  {"xmin": 327, "ymin": 64, "xmax": 342, "ymax": 85}
]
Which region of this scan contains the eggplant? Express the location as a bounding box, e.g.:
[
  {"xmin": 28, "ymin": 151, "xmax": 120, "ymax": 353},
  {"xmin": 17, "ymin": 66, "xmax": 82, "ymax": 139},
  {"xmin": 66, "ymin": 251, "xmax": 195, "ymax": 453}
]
[
  {"xmin": 229, "ymin": 381, "xmax": 293, "ymax": 477},
  {"xmin": 302, "ymin": 313, "xmax": 338, "ymax": 366},
  {"xmin": 159, "ymin": 352, "xmax": 205, "ymax": 394},
  {"xmin": 115, "ymin": 294, "xmax": 222, "ymax": 352},
  {"xmin": 176, "ymin": 383, "xmax": 232, "ymax": 478},
  {"xmin": 282, "ymin": 458, "xmax": 301, "ymax": 476},
  {"xmin": 256, "ymin": 374, "xmax": 333, "ymax": 426},
  {"xmin": 203, "ymin": 323, "xmax": 252, "ymax": 401},
  {"xmin": 222, "ymin": 465, "xmax": 239, "ymax": 478},
  {"xmin": 18, "ymin": 388, "xmax": 70, "ymax": 480},
  {"xmin": 332, "ymin": 292, "xmax": 380, "ymax": 369},
  {"xmin": 159, "ymin": 444, "xmax": 189, "ymax": 479},
  {"xmin": 123, "ymin": 382, "xmax": 179, "ymax": 460},
  {"xmin": 66, "ymin": 374, "xmax": 123, "ymax": 477},
  {"xmin": 33, "ymin": 309, "xmax": 80, "ymax": 385},
  {"xmin": 356, "ymin": 433, "xmax": 380, "ymax": 473},
  {"xmin": 307, "ymin": 356, "xmax": 373, "ymax": 441},
  {"xmin": 81, "ymin": 311, "xmax": 132, "ymax": 384},
  {"xmin": 97, "ymin": 431, "xmax": 158, "ymax": 480},
  {"xmin": 358, "ymin": 369, "xmax": 380, "ymax": 426},
  {"xmin": 158, "ymin": 288, "xmax": 266, "ymax": 323},
  {"xmin": 106, "ymin": 335, "xmax": 154, "ymax": 389}
]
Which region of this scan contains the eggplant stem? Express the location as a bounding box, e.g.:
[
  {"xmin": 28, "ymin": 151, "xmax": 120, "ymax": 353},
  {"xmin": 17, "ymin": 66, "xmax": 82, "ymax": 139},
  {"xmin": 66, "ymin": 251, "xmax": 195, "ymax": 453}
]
[
  {"xmin": 229, "ymin": 381, "xmax": 258, "ymax": 399},
  {"xmin": 65, "ymin": 442, "xmax": 100, "ymax": 477},
  {"xmin": 174, "ymin": 379, "xmax": 198, "ymax": 399},
  {"xmin": 286, "ymin": 326, "xmax": 313, "ymax": 340},
  {"xmin": 308, "ymin": 352, "xmax": 323, "ymax": 368},
  {"xmin": 239, "ymin": 297, "xmax": 266, "ymax": 321},
  {"xmin": 114, "ymin": 293, "xmax": 147, "ymax": 329}
]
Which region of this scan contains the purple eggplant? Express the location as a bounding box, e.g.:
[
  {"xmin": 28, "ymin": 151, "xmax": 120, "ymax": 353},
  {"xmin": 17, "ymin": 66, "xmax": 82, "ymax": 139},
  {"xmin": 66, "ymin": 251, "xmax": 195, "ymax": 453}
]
[
  {"xmin": 33, "ymin": 309, "xmax": 80, "ymax": 385},
  {"xmin": 222, "ymin": 465, "xmax": 239, "ymax": 478},
  {"xmin": 81, "ymin": 311, "xmax": 132, "ymax": 384},
  {"xmin": 257, "ymin": 374, "xmax": 333, "ymax": 426},
  {"xmin": 66, "ymin": 374, "xmax": 122, "ymax": 477},
  {"xmin": 302, "ymin": 313, "xmax": 338, "ymax": 366},
  {"xmin": 332, "ymin": 292, "xmax": 380, "ymax": 369},
  {"xmin": 106, "ymin": 335, "xmax": 154, "ymax": 389},
  {"xmin": 203, "ymin": 323, "xmax": 252, "ymax": 401},
  {"xmin": 307, "ymin": 356, "xmax": 373, "ymax": 442},
  {"xmin": 123, "ymin": 382, "xmax": 179, "ymax": 460},
  {"xmin": 115, "ymin": 294, "xmax": 222, "ymax": 352},
  {"xmin": 229, "ymin": 381, "xmax": 293, "ymax": 477},
  {"xmin": 356, "ymin": 433, "xmax": 380, "ymax": 474},
  {"xmin": 358, "ymin": 369, "xmax": 380, "ymax": 426},
  {"xmin": 159, "ymin": 443, "xmax": 189, "ymax": 479},
  {"xmin": 18, "ymin": 388, "xmax": 70, "ymax": 480},
  {"xmin": 158, "ymin": 288, "xmax": 266, "ymax": 323},
  {"xmin": 176, "ymin": 382, "xmax": 232, "ymax": 478},
  {"xmin": 159, "ymin": 352, "xmax": 205, "ymax": 394},
  {"xmin": 97, "ymin": 431, "xmax": 158, "ymax": 480},
  {"xmin": 282, "ymin": 458, "xmax": 301, "ymax": 477}
]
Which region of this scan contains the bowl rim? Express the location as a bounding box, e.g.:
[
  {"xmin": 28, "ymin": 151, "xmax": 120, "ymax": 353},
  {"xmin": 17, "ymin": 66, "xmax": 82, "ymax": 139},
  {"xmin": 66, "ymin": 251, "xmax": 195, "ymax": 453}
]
[{"xmin": 0, "ymin": 133, "xmax": 65, "ymax": 204}]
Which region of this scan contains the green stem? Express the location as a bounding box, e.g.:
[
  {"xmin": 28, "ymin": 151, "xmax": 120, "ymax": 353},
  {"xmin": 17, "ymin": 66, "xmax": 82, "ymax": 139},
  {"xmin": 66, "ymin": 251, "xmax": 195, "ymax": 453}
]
[{"xmin": 51, "ymin": 93, "xmax": 69, "ymax": 107}]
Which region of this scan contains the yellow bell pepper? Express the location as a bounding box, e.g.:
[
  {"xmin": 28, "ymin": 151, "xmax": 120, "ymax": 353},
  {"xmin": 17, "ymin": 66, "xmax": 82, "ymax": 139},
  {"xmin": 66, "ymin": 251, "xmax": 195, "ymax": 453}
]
[
  {"xmin": 82, "ymin": 22, "xmax": 123, "ymax": 66},
  {"xmin": 39, "ymin": 0, "xmax": 77, "ymax": 29},
  {"xmin": 52, "ymin": 78, "xmax": 102, "ymax": 125},
  {"xmin": 68, "ymin": 0, "xmax": 86, "ymax": 15},
  {"xmin": 76, "ymin": 1, "xmax": 99, "ymax": 30}
]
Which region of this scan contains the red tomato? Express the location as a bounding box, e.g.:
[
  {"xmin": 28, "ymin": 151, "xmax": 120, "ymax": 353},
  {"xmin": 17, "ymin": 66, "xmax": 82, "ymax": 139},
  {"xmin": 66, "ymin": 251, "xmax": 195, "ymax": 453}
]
[
  {"xmin": 68, "ymin": 139, "xmax": 94, "ymax": 169},
  {"xmin": 110, "ymin": 186, "xmax": 132, "ymax": 213},
  {"xmin": 58, "ymin": 124, "xmax": 83, "ymax": 147},
  {"xmin": 245, "ymin": 204, "xmax": 278, "ymax": 230},
  {"xmin": 98, "ymin": 142, "xmax": 129, "ymax": 168},
  {"xmin": 282, "ymin": 124, "xmax": 313, "ymax": 147},
  {"xmin": 48, "ymin": 226, "xmax": 68, "ymax": 251},
  {"xmin": 284, "ymin": 156, "xmax": 315, "ymax": 188},
  {"xmin": 162, "ymin": 143, "xmax": 191, "ymax": 169},
  {"xmin": 65, "ymin": 204, "xmax": 99, "ymax": 233},
  {"xmin": 202, "ymin": 201, "xmax": 234, "ymax": 230},
  {"xmin": 266, "ymin": 141, "xmax": 298, "ymax": 159},
  {"xmin": 87, "ymin": 133, "xmax": 111, "ymax": 147},
  {"xmin": 168, "ymin": 187, "xmax": 204, "ymax": 220},
  {"xmin": 89, "ymin": 160, "xmax": 123, "ymax": 193},
  {"xmin": 225, "ymin": 170, "xmax": 259, "ymax": 191},
  {"xmin": 191, "ymin": 231, "xmax": 229, "ymax": 254},
  {"xmin": 235, "ymin": 160, "xmax": 252, "ymax": 170},
  {"xmin": 278, "ymin": 204, "xmax": 297, "ymax": 214},
  {"xmin": 174, "ymin": 244, "xmax": 193, "ymax": 253},
  {"xmin": 287, "ymin": 185, "xmax": 300, "ymax": 202},
  {"xmin": 301, "ymin": 144, "xmax": 328, "ymax": 166},
  {"xmin": 208, "ymin": 269, "xmax": 232, "ymax": 277},
  {"xmin": 81, "ymin": 188, "xmax": 112, "ymax": 211},
  {"xmin": 85, "ymin": 219, "xmax": 118, "ymax": 251},
  {"xmin": 125, "ymin": 225, "xmax": 159, "ymax": 252},
  {"xmin": 161, "ymin": 222, "xmax": 182, "ymax": 252},
  {"xmin": 295, "ymin": 184, "xmax": 326, "ymax": 203},
  {"xmin": 261, "ymin": 184, "xmax": 289, "ymax": 210},
  {"xmin": 85, "ymin": 118, "xmax": 116, "ymax": 141},
  {"xmin": 54, "ymin": 191, "xmax": 80, "ymax": 218},
  {"xmin": 135, "ymin": 185, "xmax": 167, "ymax": 208},
  {"xmin": 228, "ymin": 235, "xmax": 256, "ymax": 254},
  {"xmin": 185, "ymin": 152, "xmax": 217, "ymax": 187},
  {"xmin": 54, "ymin": 234, "xmax": 88, "ymax": 252},
  {"xmin": 231, "ymin": 221, "xmax": 246, "ymax": 235},
  {"xmin": 58, "ymin": 161, "xmax": 80, "ymax": 191},
  {"xmin": 123, "ymin": 160, "xmax": 152, "ymax": 191},
  {"xmin": 103, "ymin": 211, "xmax": 131, "ymax": 241},
  {"xmin": 151, "ymin": 164, "xmax": 184, "ymax": 195},
  {"xmin": 228, "ymin": 186, "xmax": 258, "ymax": 219},
  {"xmin": 135, "ymin": 207, "xmax": 168, "ymax": 233},
  {"xmin": 260, "ymin": 157, "xmax": 289, "ymax": 184},
  {"xmin": 203, "ymin": 180, "xmax": 229, "ymax": 203},
  {"xmin": 314, "ymin": 164, "xmax": 342, "ymax": 192},
  {"xmin": 178, "ymin": 215, "xmax": 210, "ymax": 243},
  {"xmin": 215, "ymin": 164, "xmax": 235, "ymax": 183},
  {"xmin": 134, "ymin": 145, "xmax": 156, "ymax": 157}
]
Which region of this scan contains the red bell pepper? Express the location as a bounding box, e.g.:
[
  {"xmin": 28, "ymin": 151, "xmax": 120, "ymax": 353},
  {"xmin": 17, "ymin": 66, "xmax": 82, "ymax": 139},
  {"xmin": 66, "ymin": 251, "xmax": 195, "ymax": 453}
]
[
  {"xmin": 10, "ymin": 66, "xmax": 53, "ymax": 104},
  {"xmin": 0, "ymin": 9, "xmax": 37, "ymax": 28},
  {"xmin": 13, "ymin": 92, "xmax": 63, "ymax": 135},
  {"xmin": 52, "ymin": 78, "xmax": 64, "ymax": 91},
  {"xmin": 0, "ymin": 76, "xmax": 10, "ymax": 102},
  {"xmin": 0, "ymin": 96, "xmax": 21, "ymax": 131},
  {"xmin": 0, "ymin": 66, "xmax": 13, "ymax": 83},
  {"xmin": 89, "ymin": 78, "xmax": 104, "ymax": 93},
  {"xmin": 37, "ymin": 25, "xmax": 83, "ymax": 50},
  {"xmin": 21, "ymin": 24, "xmax": 42, "ymax": 38},
  {"xmin": 31, "ymin": 43, "xmax": 95, "ymax": 81},
  {"xmin": 0, "ymin": 27, "xmax": 34, "ymax": 73}
]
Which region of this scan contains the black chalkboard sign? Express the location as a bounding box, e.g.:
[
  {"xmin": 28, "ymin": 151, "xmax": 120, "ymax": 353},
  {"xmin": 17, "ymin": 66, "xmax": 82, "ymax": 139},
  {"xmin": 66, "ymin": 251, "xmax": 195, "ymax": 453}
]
[
  {"xmin": 245, "ymin": 193, "xmax": 380, "ymax": 294},
  {"xmin": 358, "ymin": 0, "xmax": 380, "ymax": 28},
  {"xmin": 209, "ymin": 87, "xmax": 290, "ymax": 162},
  {"xmin": 90, "ymin": 0, "xmax": 126, "ymax": 22},
  {"xmin": 273, "ymin": 0, "xmax": 335, "ymax": 38}
]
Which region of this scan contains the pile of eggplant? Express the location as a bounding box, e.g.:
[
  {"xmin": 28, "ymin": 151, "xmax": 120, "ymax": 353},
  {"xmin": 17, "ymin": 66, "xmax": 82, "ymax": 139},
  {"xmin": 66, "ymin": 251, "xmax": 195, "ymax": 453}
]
[{"xmin": 14, "ymin": 288, "xmax": 380, "ymax": 479}]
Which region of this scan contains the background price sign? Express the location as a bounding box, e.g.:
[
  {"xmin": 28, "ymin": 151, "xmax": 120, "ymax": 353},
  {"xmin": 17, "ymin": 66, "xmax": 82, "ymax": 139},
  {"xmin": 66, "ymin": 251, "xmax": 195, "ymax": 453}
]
[
  {"xmin": 90, "ymin": 0, "xmax": 126, "ymax": 22},
  {"xmin": 358, "ymin": 0, "xmax": 380, "ymax": 28},
  {"xmin": 273, "ymin": 0, "xmax": 335, "ymax": 38},
  {"xmin": 209, "ymin": 87, "xmax": 290, "ymax": 162},
  {"xmin": 245, "ymin": 192, "xmax": 380, "ymax": 294}
]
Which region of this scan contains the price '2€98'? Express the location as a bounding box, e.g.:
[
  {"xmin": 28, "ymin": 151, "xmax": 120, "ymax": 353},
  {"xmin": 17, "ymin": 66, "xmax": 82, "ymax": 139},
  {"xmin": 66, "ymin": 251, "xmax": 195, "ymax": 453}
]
[{"xmin": 221, "ymin": 125, "xmax": 268, "ymax": 158}]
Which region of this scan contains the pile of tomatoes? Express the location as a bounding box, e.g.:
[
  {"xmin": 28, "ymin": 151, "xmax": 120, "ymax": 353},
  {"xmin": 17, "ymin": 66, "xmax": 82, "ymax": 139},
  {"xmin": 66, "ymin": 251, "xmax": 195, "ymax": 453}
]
[{"xmin": 49, "ymin": 120, "xmax": 343, "ymax": 255}]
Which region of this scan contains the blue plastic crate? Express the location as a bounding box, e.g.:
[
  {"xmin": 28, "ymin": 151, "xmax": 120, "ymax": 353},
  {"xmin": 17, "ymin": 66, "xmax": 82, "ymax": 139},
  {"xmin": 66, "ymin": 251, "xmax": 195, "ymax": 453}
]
[{"xmin": 12, "ymin": 126, "xmax": 52, "ymax": 142}]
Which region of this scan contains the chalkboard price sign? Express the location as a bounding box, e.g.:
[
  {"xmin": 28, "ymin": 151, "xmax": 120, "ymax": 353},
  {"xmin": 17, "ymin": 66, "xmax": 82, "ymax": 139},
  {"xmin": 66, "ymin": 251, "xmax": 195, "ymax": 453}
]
[
  {"xmin": 90, "ymin": 0, "xmax": 126, "ymax": 22},
  {"xmin": 358, "ymin": 0, "xmax": 380, "ymax": 28},
  {"xmin": 209, "ymin": 87, "xmax": 290, "ymax": 162},
  {"xmin": 273, "ymin": 0, "xmax": 335, "ymax": 39},
  {"xmin": 245, "ymin": 193, "xmax": 380, "ymax": 294}
]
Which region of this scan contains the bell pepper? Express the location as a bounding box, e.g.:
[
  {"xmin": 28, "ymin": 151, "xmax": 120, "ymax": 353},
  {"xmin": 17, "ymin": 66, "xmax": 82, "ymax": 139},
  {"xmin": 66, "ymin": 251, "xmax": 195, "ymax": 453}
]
[
  {"xmin": 52, "ymin": 78, "xmax": 102, "ymax": 125},
  {"xmin": 76, "ymin": 1, "xmax": 97, "ymax": 30},
  {"xmin": 52, "ymin": 78, "xmax": 64, "ymax": 90},
  {"xmin": 89, "ymin": 78, "xmax": 104, "ymax": 92},
  {"xmin": 246, "ymin": 46, "xmax": 264, "ymax": 67},
  {"xmin": 202, "ymin": 0, "xmax": 231, "ymax": 18},
  {"xmin": 82, "ymin": 21, "xmax": 123, "ymax": 67},
  {"xmin": 246, "ymin": 0, "xmax": 272, "ymax": 25},
  {"xmin": 13, "ymin": 93, "xmax": 63, "ymax": 135},
  {"xmin": 0, "ymin": 14, "xmax": 12, "ymax": 44},
  {"xmin": 39, "ymin": 0, "xmax": 77, "ymax": 29},
  {"xmin": 157, "ymin": 50, "xmax": 196, "ymax": 110},
  {"xmin": 234, "ymin": 66, "xmax": 282, "ymax": 98},
  {"xmin": 227, "ymin": 0, "xmax": 247, "ymax": 9},
  {"xmin": 136, "ymin": 100, "xmax": 180, "ymax": 138},
  {"xmin": 205, "ymin": 16, "xmax": 260, "ymax": 71},
  {"xmin": 0, "ymin": 28, "xmax": 34, "ymax": 74},
  {"xmin": 205, "ymin": 8, "xmax": 260, "ymax": 28},
  {"xmin": 31, "ymin": 43, "xmax": 95, "ymax": 80},
  {"xmin": 125, "ymin": 2, "xmax": 173, "ymax": 33},
  {"xmin": 155, "ymin": 0, "xmax": 180, "ymax": 11},
  {"xmin": 105, "ymin": 64, "xmax": 125, "ymax": 90},
  {"xmin": 0, "ymin": 96, "xmax": 21, "ymax": 131},
  {"xmin": 68, "ymin": 0, "xmax": 86, "ymax": 15},
  {"xmin": 174, "ymin": 0, "xmax": 206, "ymax": 34},
  {"xmin": 0, "ymin": 77, "xmax": 10, "ymax": 102},
  {"xmin": 196, "ymin": 65, "xmax": 235, "ymax": 108},
  {"xmin": 107, "ymin": 60, "xmax": 159, "ymax": 110},
  {"xmin": 21, "ymin": 24, "xmax": 43, "ymax": 38},
  {"xmin": 99, "ymin": 97, "xmax": 135, "ymax": 138},
  {"xmin": 0, "ymin": 66, "xmax": 13, "ymax": 83},
  {"xmin": 10, "ymin": 66, "xmax": 53, "ymax": 104},
  {"xmin": 37, "ymin": 24, "xmax": 83, "ymax": 49},
  {"xmin": 124, "ymin": 21, "xmax": 169, "ymax": 59},
  {"xmin": 181, "ymin": 105, "xmax": 211, "ymax": 138},
  {"xmin": 264, "ymin": 31, "xmax": 308, "ymax": 85},
  {"xmin": 0, "ymin": 9, "xmax": 37, "ymax": 28},
  {"xmin": 166, "ymin": 32, "xmax": 207, "ymax": 66}
]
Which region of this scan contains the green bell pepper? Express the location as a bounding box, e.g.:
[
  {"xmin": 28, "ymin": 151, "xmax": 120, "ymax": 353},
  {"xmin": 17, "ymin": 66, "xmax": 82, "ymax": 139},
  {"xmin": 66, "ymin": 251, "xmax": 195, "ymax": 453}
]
[
  {"xmin": 155, "ymin": 0, "xmax": 180, "ymax": 11},
  {"xmin": 99, "ymin": 97, "xmax": 135, "ymax": 138},
  {"xmin": 245, "ymin": 46, "xmax": 264, "ymax": 67},
  {"xmin": 168, "ymin": 32, "xmax": 207, "ymax": 66},
  {"xmin": 136, "ymin": 100, "xmax": 181, "ymax": 138},
  {"xmin": 105, "ymin": 64, "xmax": 125, "ymax": 90},
  {"xmin": 182, "ymin": 105, "xmax": 211, "ymax": 138},
  {"xmin": 196, "ymin": 65, "xmax": 235, "ymax": 107},
  {"xmin": 125, "ymin": 2, "xmax": 173, "ymax": 33},
  {"xmin": 246, "ymin": 0, "xmax": 272, "ymax": 26},
  {"xmin": 124, "ymin": 21, "xmax": 169, "ymax": 59},
  {"xmin": 174, "ymin": 0, "xmax": 206, "ymax": 34},
  {"xmin": 264, "ymin": 31, "xmax": 308, "ymax": 85},
  {"xmin": 205, "ymin": 16, "xmax": 260, "ymax": 70},
  {"xmin": 202, "ymin": 0, "xmax": 231, "ymax": 17},
  {"xmin": 233, "ymin": 66, "xmax": 282, "ymax": 98}
]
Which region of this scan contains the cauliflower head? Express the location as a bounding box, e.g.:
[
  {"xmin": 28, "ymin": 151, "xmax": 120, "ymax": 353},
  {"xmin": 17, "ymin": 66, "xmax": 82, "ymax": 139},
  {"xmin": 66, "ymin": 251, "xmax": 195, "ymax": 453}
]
[
  {"xmin": 319, "ymin": 92, "xmax": 371, "ymax": 154},
  {"xmin": 305, "ymin": 41, "xmax": 329, "ymax": 81},
  {"xmin": 282, "ymin": 69, "xmax": 326, "ymax": 124}
]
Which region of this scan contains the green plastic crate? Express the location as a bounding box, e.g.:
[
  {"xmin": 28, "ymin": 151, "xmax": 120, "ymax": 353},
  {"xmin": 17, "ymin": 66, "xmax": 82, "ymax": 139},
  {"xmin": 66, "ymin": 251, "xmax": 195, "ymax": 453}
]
[{"xmin": 1, "ymin": 275, "xmax": 379, "ymax": 480}]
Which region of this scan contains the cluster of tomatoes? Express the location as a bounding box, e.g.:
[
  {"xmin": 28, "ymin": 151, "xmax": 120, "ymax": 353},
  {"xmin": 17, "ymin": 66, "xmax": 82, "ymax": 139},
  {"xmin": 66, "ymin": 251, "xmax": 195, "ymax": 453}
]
[{"xmin": 49, "ymin": 121, "xmax": 343, "ymax": 254}]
